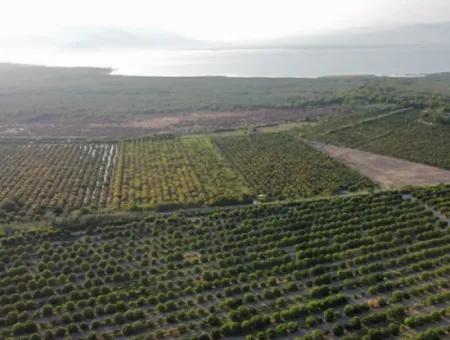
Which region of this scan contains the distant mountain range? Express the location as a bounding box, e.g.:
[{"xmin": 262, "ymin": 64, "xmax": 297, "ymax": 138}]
[
  {"xmin": 2, "ymin": 22, "xmax": 450, "ymax": 50},
  {"xmin": 0, "ymin": 28, "xmax": 209, "ymax": 50},
  {"xmin": 62, "ymin": 28, "xmax": 208, "ymax": 50},
  {"xmin": 257, "ymin": 22, "xmax": 450, "ymax": 49}
]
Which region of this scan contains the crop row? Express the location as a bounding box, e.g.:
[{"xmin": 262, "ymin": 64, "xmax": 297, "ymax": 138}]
[
  {"xmin": 0, "ymin": 142, "xmax": 116, "ymax": 221},
  {"xmin": 0, "ymin": 190, "xmax": 449, "ymax": 339},
  {"xmin": 111, "ymin": 136, "xmax": 252, "ymax": 210},
  {"xmin": 0, "ymin": 133, "xmax": 375, "ymax": 222},
  {"xmin": 315, "ymin": 109, "xmax": 450, "ymax": 170},
  {"xmin": 214, "ymin": 133, "xmax": 373, "ymax": 199},
  {"xmin": 412, "ymin": 184, "xmax": 450, "ymax": 218}
]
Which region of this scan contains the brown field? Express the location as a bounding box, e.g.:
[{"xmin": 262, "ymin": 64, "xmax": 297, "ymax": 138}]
[
  {"xmin": 0, "ymin": 106, "xmax": 348, "ymax": 138},
  {"xmin": 311, "ymin": 142, "xmax": 450, "ymax": 188}
]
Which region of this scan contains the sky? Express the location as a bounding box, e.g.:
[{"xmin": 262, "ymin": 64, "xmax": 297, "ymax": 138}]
[{"xmin": 1, "ymin": 0, "xmax": 450, "ymax": 42}]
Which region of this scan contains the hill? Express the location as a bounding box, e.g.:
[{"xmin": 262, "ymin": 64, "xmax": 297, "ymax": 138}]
[{"xmin": 251, "ymin": 22, "xmax": 450, "ymax": 49}]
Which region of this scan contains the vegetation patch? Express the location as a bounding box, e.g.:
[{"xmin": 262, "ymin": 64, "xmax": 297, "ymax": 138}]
[
  {"xmin": 0, "ymin": 142, "xmax": 116, "ymax": 222},
  {"xmin": 214, "ymin": 133, "xmax": 374, "ymax": 199},
  {"xmin": 112, "ymin": 136, "xmax": 252, "ymax": 210},
  {"xmin": 412, "ymin": 184, "xmax": 450, "ymax": 219},
  {"xmin": 312, "ymin": 108, "xmax": 450, "ymax": 170},
  {"xmin": 0, "ymin": 190, "xmax": 449, "ymax": 338}
]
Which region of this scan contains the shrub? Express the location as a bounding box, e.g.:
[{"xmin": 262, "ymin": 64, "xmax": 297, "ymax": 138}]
[
  {"xmin": 305, "ymin": 315, "xmax": 317, "ymax": 327},
  {"xmin": 333, "ymin": 324, "xmax": 344, "ymax": 336}
]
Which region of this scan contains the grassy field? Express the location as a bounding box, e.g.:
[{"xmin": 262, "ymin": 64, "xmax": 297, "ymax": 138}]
[
  {"xmin": 214, "ymin": 133, "xmax": 374, "ymax": 199},
  {"xmin": 0, "ymin": 189, "xmax": 449, "ymax": 339}
]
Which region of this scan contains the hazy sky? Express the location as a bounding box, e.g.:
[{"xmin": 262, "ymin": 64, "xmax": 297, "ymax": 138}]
[{"xmin": 1, "ymin": 0, "xmax": 450, "ymax": 42}]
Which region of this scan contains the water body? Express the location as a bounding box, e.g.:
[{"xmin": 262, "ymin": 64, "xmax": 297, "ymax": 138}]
[{"xmin": 2, "ymin": 46, "xmax": 450, "ymax": 77}]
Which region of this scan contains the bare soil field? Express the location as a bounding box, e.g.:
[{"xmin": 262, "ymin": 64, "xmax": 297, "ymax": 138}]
[
  {"xmin": 0, "ymin": 106, "xmax": 347, "ymax": 138},
  {"xmin": 310, "ymin": 142, "xmax": 450, "ymax": 188}
]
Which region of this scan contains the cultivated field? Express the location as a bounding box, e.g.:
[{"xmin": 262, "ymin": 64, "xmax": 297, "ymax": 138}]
[
  {"xmin": 312, "ymin": 109, "xmax": 450, "ymax": 170},
  {"xmin": 0, "ymin": 133, "xmax": 380, "ymax": 220},
  {"xmin": 413, "ymin": 184, "xmax": 450, "ymax": 219},
  {"xmin": 0, "ymin": 190, "xmax": 449, "ymax": 339},
  {"xmin": 111, "ymin": 136, "xmax": 252, "ymax": 210},
  {"xmin": 214, "ymin": 133, "xmax": 374, "ymax": 199},
  {"xmin": 312, "ymin": 143, "xmax": 450, "ymax": 189},
  {"xmin": 0, "ymin": 142, "xmax": 116, "ymax": 221},
  {"xmin": 1, "ymin": 64, "xmax": 450, "ymax": 340}
]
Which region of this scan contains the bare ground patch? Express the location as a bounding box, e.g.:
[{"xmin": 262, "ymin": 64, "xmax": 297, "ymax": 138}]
[
  {"xmin": 89, "ymin": 109, "xmax": 327, "ymax": 133},
  {"xmin": 310, "ymin": 142, "xmax": 450, "ymax": 189},
  {"xmin": 0, "ymin": 106, "xmax": 349, "ymax": 138}
]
